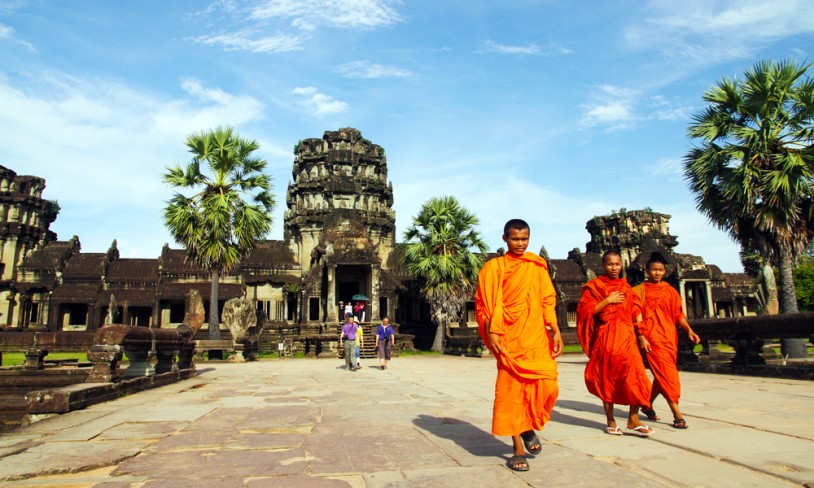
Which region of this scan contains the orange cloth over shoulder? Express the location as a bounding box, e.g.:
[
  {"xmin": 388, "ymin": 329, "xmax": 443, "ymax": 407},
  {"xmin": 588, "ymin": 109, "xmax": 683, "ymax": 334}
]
[
  {"xmin": 576, "ymin": 275, "xmax": 651, "ymax": 406},
  {"xmin": 635, "ymin": 281, "xmax": 685, "ymax": 403},
  {"xmin": 475, "ymin": 252, "xmax": 559, "ymax": 436}
]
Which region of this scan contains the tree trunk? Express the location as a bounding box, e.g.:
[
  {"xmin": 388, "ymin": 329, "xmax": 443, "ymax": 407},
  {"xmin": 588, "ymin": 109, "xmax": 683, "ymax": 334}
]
[
  {"xmin": 209, "ymin": 270, "xmax": 221, "ymax": 341},
  {"xmin": 778, "ymin": 250, "xmax": 807, "ymax": 359},
  {"xmin": 431, "ymin": 320, "xmax": 445, "ymax": 353}
]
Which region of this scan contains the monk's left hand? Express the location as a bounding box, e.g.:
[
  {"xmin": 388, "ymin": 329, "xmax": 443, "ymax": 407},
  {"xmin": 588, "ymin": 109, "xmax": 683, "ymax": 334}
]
[
  {"xmin": 688, "ymin": 330, "xmax": 701, "ymax": 344},
  {"xmin": 551, "ymin": 331, "xmax": 564, "ymax": 358},
  {"xmin": 638, "ymin": 335, "xmax": 651, "ymax": 352}
]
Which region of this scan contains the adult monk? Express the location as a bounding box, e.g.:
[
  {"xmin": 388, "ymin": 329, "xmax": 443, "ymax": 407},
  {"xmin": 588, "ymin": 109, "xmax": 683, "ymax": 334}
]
[
  {"xmin": 476, "ymin": 219, "xmax": 563, "ymax": 472},
  {"xmin": 633, "ymin": 254, "xmax": 701, "ymax": 429},
  {"xmin": 576, "ymin": 250, "xmax": 654, "ymax": 437}
]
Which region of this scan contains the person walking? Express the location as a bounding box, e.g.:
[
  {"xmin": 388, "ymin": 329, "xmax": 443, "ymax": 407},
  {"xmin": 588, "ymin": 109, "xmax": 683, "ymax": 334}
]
[
  {"xmin": 375, "ymin": 317, "xmax": 395, "ymax": 370},
  {"xmin": 339, "ymin": 316, "xmax": 360, "ymax": 371}
]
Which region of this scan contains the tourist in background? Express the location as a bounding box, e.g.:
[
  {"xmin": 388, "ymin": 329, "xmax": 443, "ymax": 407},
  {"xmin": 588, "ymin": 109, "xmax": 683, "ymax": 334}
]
[
  {"xmin": 375, "ymin": 316, "xmax": 395, "ymax": 370},
  {"xmin": 633, "ymin": 254, "xmax": 701, "ymax": 429},
  {"xmin": 577, "ymin": 250, "xmax": 654, "ymax": 437},
  {"xmin": 344, "ymin": 302, "xmax": 353, "ymax": 319},
  {"xmin": 476, "ymin": 219, "xmax": 563, "ymax": 472},
  {"xmin": 355, "ymin": 321, "xmax": 364, "ymax": 367},
  {"xmin": 339, "ymin": 315, "xmax": 360, "ymax": 371}
]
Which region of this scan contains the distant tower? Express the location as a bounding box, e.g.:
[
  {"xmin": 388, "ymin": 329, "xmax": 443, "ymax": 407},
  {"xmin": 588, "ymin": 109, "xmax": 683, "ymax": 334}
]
[
  {"xmin": 585, "ymin": 209, "xmax": 677, "ymax": 267},
  {"xmin": 283, "ymin": 128, "xmax": 398, "ymax": 323},
  {"xmin": 283, "ymin": 128, "xmax": 396, "ymax": 269},
  {"xmin": 0, "ymin": 166, "xmax": 59, "ymax": 325}
]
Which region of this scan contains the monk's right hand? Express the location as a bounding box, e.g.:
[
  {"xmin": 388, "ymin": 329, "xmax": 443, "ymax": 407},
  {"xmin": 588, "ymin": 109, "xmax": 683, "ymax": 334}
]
[
  {"xmin": 488, "ymin": 332, "xmax": 505, "ymax": 355},
  {"xmin": 606, "ymin": 291, "xmax": 625, "ymax": 304}
]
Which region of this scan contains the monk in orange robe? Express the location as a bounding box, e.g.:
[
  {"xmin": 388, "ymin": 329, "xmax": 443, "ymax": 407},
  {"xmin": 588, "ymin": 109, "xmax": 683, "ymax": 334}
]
[
  {"xmin": 476, "ymin": 219, "xmax": 563, "ymax": 472},
  {"xmin": 633, "ymin": 255, "xmax": 700, "ymax": 429},
  {"xmin": 576, "ymin": 251, "xmax": 654, "ymax": 436}
]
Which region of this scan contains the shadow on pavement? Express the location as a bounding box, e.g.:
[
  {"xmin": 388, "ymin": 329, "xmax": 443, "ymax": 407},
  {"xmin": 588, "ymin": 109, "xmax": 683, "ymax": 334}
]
[{"xmin": 413, "ymin": 414, "xmax": 509, "ymax": 460}]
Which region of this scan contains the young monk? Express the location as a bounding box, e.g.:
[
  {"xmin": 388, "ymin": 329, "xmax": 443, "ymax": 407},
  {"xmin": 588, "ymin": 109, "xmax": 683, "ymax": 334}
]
[
  {"xmin": 576, "ymin": 250, "xmax": 654, "ymax": 437},
  {"xmin": 633, "ymin": 255, "xmax": 701, "ymax": 429},
  {"xmin": 476, "ymin": 219, "xmax": 563, "ymax": 472}
]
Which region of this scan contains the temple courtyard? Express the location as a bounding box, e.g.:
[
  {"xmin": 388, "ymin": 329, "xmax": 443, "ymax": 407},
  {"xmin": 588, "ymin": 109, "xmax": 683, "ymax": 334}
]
[{"xmin": 0, "ymin": 354, "xmax": 811, "ymax": 487}]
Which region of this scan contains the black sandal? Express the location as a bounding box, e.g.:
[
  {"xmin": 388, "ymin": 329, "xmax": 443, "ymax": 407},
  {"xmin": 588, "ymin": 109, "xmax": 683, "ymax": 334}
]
[
  {"xmin": 641, "ymin": 407, "xmax": 660, "ymax": 421},
  {"xmin": 506, "ymin": 455, "xmax": 529, "ymax": 472},
  {"xmin": 672, "ymin": 418, "xmax": 688, "ymax": 429},
  {"xmin": 520, "ymin": 430, "xmax": 542, "ymax": 454}
]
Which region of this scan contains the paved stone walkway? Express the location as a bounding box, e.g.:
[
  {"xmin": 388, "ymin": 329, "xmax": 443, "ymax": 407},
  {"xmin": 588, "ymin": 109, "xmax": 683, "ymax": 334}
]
[{"xmin": 0, "ymin": 354, "xmax": 812, "ymax": 487}]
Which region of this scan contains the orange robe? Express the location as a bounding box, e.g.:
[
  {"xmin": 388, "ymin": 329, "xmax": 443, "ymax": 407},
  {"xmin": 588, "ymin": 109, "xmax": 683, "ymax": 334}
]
[
  {"xmin": 475, "ymin": 252, "xmax": 559, "ymax": 437},
  {"xmin": 634, "ymin": 281, "xmax": 685, "ymax": 404},
  {"xmin": 576, "ymin": 275, "xmax": 651, "ymax": 406}
]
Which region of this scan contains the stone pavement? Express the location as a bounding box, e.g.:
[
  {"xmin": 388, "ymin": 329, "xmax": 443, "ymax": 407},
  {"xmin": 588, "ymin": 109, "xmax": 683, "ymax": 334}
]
[{"xmin": 0, "ymin": 354, "xmax": 812, "ymax": 487}]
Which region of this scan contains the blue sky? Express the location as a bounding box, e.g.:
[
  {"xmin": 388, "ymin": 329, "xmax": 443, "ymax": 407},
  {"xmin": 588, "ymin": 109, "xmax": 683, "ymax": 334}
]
[{"xmin": 1, "ymin": 0, "xmax": 812, "ymax": 272}]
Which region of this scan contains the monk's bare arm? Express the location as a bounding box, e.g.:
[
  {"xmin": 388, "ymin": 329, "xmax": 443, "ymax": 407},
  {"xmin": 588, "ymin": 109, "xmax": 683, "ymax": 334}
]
[
  {"xmin": 594, "ymin": 291, "xmax": 626, "ymax": 314},
  {"xmin": 540, "ymin": 268, "xmax": 563, "ymax": 357},
  {"xmin": 484, "ymin": 319, "xmax": 506, "ymax": 355},
  {"xmin": 678, "ymin": 316, "xmax": 701, "ymax": 343}
]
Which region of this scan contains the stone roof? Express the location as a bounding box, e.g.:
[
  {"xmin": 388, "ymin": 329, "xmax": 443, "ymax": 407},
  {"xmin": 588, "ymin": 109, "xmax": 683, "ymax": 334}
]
[
  {"xmin": 63, "ymin": 253, "xmax": 105, "ymax": 280},
  {"xmin": 240, "ymin": 240, "xmax": 296, "ymax": 269},
  {"xmin": 52, "ymin": 283, "xmax": 100, "ymax": 302},
  {"xmin": 20, "ymin": 240, "xmax": 75, "ymax": 270},
  {"xmin": 156, "ymin": 282, "xmax": 244, "ymax": 301},
  {"xmin": 549, "ymin": 259, "xmax": 584, "ymax": 282},
  {"xmin": 99, "ymin": 288, "xmax": 156, "ymax": 306},
  {"xmin": 107, "ymin": 259, "xmax": 159, "ymax": 284}
]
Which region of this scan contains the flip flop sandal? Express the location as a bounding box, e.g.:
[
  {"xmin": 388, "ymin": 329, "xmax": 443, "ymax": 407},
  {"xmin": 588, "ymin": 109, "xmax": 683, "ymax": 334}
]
[
  {"xmin": 641, "ymin": 407, "xmax": 660, "ymax": 420},
  {"xmin": 605, "ymin": 426, "xmax": 623, "ymax": 435},
  {"xmin": 672, "ymin": 418, "xmax": 688, "ymax": 429},
  {"xmin": 626, "ymin": 425, "xmax": 654, "ymax": 437},
  {"xmin": 506, "ymin": 455, "xmax": 529, "ymax": 472},
  {"xmin": 520, "ymin": 430, "xmax": 543, "ymax": 454}
]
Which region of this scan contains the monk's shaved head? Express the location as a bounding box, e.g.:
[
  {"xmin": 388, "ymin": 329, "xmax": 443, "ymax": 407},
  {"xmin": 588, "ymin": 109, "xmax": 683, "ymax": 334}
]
[
  {"xmin": 503, "ymin": 219, "xmax": 530, "ymax": 237},
  {"xmin": 601, "ymin": 250, "xmax": 621, "ymax": 264}
]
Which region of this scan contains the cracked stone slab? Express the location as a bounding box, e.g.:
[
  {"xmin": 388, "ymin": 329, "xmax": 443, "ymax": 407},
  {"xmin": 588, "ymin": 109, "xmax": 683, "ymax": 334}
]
[
  {"xmin": 0, "ymin": 441, "xmax": 145, "ymax": 481},
  {"xmin": 113, "ymin": 447, "xmax": 307, "ymax": 479}
]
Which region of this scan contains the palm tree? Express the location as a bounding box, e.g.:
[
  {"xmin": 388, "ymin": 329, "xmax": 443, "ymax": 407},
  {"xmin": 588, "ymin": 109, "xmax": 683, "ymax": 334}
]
[
  {"xmin": 163, "ymin": 126, "xmax": 275, "ymax": 341},
  {"xmin": 402, "ymin": 196, "xmax": 488, "ymax": 352},
  {"xmin": 683, "ymin": 59, "xmax": 814, "ymax": 358}
]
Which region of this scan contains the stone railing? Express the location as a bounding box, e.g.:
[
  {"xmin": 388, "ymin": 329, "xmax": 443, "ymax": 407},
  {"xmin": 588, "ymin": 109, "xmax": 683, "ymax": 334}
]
[
  {"xmin": 87, "ymin": 324, "xmax": 194, "ymax": 382},
  {"xmin": 682, "ymin": 312, "xmax": 814, "ymax": 366}
]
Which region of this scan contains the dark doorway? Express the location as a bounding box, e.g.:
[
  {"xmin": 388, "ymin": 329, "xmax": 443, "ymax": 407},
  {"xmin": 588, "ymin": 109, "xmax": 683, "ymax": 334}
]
[{"xmin": 335, "ymin": 265, "xmax": 370, "ymax": 304}]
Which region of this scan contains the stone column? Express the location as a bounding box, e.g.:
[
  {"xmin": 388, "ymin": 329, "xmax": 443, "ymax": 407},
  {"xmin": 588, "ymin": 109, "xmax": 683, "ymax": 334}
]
[
  {"xmin": 327, "ymin": 265, "xmax": 337, "ymax": 322},
  {"xmin": 370, "ymin": 266, "xmax": 380, "ymax": 321},
  {"xmin": 678, "ymin": 280, "xmax": 688, "ymax": 317},
  {"xmin": 705, "ymin": 281, "xmax": 714, "ymax": 318}
]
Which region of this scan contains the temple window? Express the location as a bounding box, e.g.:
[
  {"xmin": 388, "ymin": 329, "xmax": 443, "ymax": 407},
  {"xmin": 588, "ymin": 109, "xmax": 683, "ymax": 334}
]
[{"xmin": 275, "ymin": 300, "xmax": 285, "ymax": 321}]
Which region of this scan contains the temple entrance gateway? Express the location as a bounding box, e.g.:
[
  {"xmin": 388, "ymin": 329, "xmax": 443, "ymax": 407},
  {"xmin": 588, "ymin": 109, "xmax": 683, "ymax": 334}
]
[{"xmin": 336, "ymin": 265, "xmax": 370, "ymax": 315}]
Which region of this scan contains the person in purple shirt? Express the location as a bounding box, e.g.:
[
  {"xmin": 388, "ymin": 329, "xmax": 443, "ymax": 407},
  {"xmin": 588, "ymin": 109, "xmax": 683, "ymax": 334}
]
[{"xmin": 339, "ymin": 316, "xmax": 360, "ymax": 371}]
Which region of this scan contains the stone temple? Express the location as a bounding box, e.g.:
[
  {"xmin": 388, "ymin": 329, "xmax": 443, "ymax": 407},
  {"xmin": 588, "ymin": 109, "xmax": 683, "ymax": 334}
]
[{"xmin": 0, "ymin": 128, "xmax": 769, "ymax": 352}]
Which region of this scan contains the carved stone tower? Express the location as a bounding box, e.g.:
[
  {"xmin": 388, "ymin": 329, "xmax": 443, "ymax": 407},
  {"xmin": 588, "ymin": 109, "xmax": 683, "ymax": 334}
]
[
  {"xmin": 283, "ymin": 128, "xmax": 397, "ymax": 323},
  {"xmin": 0, "ymin": 166, "xmax": 59, "ymax": 325},
  {"xmin": 585, "ymin": 209, "xmax": 677, "ymax": 267}
]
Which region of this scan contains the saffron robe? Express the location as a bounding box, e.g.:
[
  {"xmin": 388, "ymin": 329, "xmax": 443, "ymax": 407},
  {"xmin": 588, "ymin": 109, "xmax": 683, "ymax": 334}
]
[
  {"xmin": 475, "ymin": 252, "xmax": 559, "ymax": 437},
  {"xmin": 634, "ymin": 281, "xmax": 685, "ymax": 404},
  {"xmin": 576, "ymin": 275, "xmax": 651, "ymax": 406}
]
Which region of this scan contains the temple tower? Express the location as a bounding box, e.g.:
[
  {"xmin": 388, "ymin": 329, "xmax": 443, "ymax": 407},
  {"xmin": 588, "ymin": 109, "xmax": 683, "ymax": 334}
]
[
  {"xmin": 585, "ymin": 209, "xmax": 677, "ymax": 267},
  {"xmin": 283, "ymin": 128, "xmax": 397, "ymax": 324},
  {"xmin": 0, "ymin": 166, "xmax": 59, "ymax": 326}
]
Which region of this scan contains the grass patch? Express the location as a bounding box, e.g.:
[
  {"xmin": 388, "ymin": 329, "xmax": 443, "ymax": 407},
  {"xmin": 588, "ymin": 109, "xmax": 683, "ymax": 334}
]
[
  {"xmin": 397, "ymin": 349, "xmax": 441, "ymax": 357},
  {"xmin": 562, "ymin": 344, "xmax": 584, "ymax": 354},
  {"xmin": 2, "ymin": 352, "xmax": 88, "ymax": 367}
]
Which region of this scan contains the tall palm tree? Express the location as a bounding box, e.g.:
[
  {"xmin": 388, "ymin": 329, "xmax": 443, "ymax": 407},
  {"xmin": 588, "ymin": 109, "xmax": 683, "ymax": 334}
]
[
  {"xmin": 683, "ymin": 59, "xmax": 814, "ymax": 358},
  {"xmin": 402, "ymin": 196, "xmax": 488, "ymax": 352},
  {"xmin": 163, "ymin": 126, "xmax": 275, "ymax": 341}
]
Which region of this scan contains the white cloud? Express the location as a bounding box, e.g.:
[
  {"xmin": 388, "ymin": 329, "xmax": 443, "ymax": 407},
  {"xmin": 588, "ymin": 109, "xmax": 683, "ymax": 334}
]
[
  {"xmin": 0, "ymin": 21, "xmax": 35, "ymax": 51},
  {"xmin": 0, "ymin": 72, "xmax": 274, "ymax": 257},
  {"xmin": 482, "ymin": 39, "xmax": 541, "ymax": 55},
  {"xmin": 190, "ymin": 0, "xmax": 402, "ymax": 52},
  {"xmin": 250, "ymin": 0, "xmax": 402, "ymax": 30},
  {"xmin": 335, "ymin": 61, "xmax": 413, "ymax": 79},
  {"xmin": 292, "ymin": 86, "xmax": 347, "ymax": 115},
  {"xmin": 626, "ymin": 0, "xmax": 814, "ymax": 63},
  {"xmin": 580, "ymin": 85, "xmax": 636, "ymax": 129}
]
